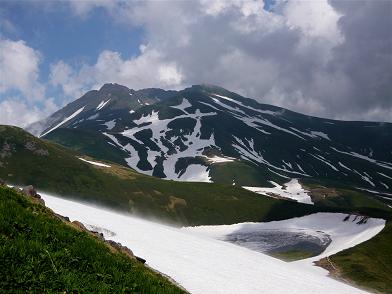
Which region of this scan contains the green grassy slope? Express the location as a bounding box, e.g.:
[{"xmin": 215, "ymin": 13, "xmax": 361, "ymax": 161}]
[
  {"xmin": 327, "ymin": 222, "xmax": 392, "ymax": 294},
  {"xmin": 0, "ymin": 125, "xmax": 322, "ymax": 226},
  {"xmin": 0, "ymin": 185, "xmax": 185, "ymax": 293},
  {"xmin": 44, "ymin": 128, "xmax": 129, "ymax": 166}
]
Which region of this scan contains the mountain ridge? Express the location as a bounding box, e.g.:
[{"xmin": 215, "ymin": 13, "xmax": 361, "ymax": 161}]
[{"xmin": 27, "ymin": 83, "xmax": 392, "ymax": 194}]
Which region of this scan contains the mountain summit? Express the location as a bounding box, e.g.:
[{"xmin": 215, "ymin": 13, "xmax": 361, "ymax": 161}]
[{"xmin": 29, "ymin": 84, "xmax": 392, "ymax": 192}]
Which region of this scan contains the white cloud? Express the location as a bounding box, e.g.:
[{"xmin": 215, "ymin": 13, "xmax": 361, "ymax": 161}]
[
  {"xmin": 0, "ymin": 38, "xmax": 60, "ymax": 127},
  {"xmin": 0, "ymin": 38, "xmax": 45, "ymax": 100},
  {"xmin": 0, "ymin": 97, "xmax": 58, "ymax": 128},
  {"xmin": 61, "ymin": 0, "xmax": 391, "ymax": 122},
  {"xmin": 49, "ymin": 47, "xmax": 184, "ymax": 98},
  {"xmin": 281, "ymin": 0, "xmax": 343, "ymax": 45}
]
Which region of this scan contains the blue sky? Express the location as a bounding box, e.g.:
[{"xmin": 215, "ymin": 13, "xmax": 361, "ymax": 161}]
[
  {"xmin": 1, "ymin": 1, "xmax": 143, "ymax": 105},
  {"xmin": 0, "ymin": 0, "xmax": 391, "ymax": 126}
]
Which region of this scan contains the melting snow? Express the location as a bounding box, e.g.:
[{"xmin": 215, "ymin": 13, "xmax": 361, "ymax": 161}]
[
  {"xmin": 310, "ymin": 154, "xmax": 339, "ymax": 171},
  {"xmin": 78, "ymin": 157, "xmax": 111, "ymax": 167},
  {"xmin": 187, "ymin": 213, "xmax": 385, "ymax": 280},
  {"xmin": 178, "ymin": 164, "xmax": 211, "ymax": 182},
  {"xmin": 41, "ymin": 194, "xmax": 382, "ymax": 294},
  {"xmin": 243, "ymin": 179, "xmax": 313, "ymax": 204},
  {"xmin": 331, "ymin": 147, "xmax": 392, "ymax": 170},
  {"xmin": 103, "ymin": 119, "xmax": 116, "ymax": 130},
  {"xmin": 96, "ymin": 99, "xmax": 111, "ymax": 111},
  {"xmin": 207, "ymin": 156, "xmax": 235, "ymax": 163},
  {"xmin": 40, "ymin": 106, "xmax": 85, "ymax": 137},
  {"xmin": 171, "ymin": 98, "xmax": 192, "ymax": 113}
]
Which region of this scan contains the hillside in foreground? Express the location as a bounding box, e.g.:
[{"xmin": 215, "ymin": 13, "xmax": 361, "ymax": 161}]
[{"xmin": 0, "ymin": 185, "xmax": 185, "ymax": 293}]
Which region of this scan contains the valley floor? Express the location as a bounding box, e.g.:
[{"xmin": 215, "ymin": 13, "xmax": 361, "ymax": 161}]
[{"xmin": 41, "ymin": 193, "xmax": 385, "ymax": 294}]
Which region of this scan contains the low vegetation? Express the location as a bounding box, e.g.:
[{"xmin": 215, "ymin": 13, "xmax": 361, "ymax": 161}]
[{"xmin": 327, "ymin": 222, "xmax": 392, "ymax": 294}]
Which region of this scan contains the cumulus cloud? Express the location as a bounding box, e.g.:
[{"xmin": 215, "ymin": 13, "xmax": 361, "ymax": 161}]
[
  {"xmin": 0, "ymin": 38, "xmax": 45, "ymax": 100},
  {"xmin": 0, "ymin": 97, "xmax": 57, "ymax": 128},
  {"xmin": 54, "ymin": 0, "xmax": 392, "ymax": 122},
  {"xmin": 0, "ymin": 38, "xmax": 59, "ymax": 127},
  {"xmin": 50, "ymin": 45, "xmax": 184, "ymax": 97}
]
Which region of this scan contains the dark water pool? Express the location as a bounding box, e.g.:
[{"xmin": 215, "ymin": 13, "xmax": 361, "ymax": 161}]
[{"xmin": 223, "ymin": 229, "xmax": 331, "ymax": 257}]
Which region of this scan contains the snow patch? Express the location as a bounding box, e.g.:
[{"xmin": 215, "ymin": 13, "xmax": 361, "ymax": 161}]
[
  {"xmin": 41, "ymin": 195, "xmax": 377, "ymax": 294},
  {"xmin": 178, "ymin": 164, "xmax": 211, "ymax": 182},
  {"xmin": 206, "ymin": 156, "xmax": 235, "ymax": 164},
  {"xmin": 103, "ymin": 119, "xmax": 116, "ymax": 130},
  {"xmin": 96, "ymin": 99, "xmax": 111, "ymax": 111},
  {"xmin": 78, "ymin": 157, "xmax": 111, "ymax": 167},
  {"xmin": 40, "ymin": 106, "xmax": 85, "ymax": 137},
  {"xmin": 243, "ymin": 179, "xmax": 313, "ymax": 204}
]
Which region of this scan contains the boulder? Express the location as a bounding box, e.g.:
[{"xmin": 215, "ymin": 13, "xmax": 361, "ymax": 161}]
[
  {"xmin": 107, "ymin": 240, "xmax": 135, "ymax": 259},
  {"xmin": 22, "ymin": 185, "xmax": 37, "ymax": 197},
  {"xmin": 72, "ymin": 220, "xmax": 87, "ymax": 231}
]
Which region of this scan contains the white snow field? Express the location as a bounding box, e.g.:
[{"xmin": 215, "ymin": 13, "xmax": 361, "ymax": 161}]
[
  {"xmin": 41, "ymin": 194, "xmax": 385, "ymax": 294},
  {"xmin": 243, "ymin": 179, "xmax": 313, "ymax": 204},
  {"xmin": 78, "ymin": 157, "xmax": 111, "ymax": 167}
]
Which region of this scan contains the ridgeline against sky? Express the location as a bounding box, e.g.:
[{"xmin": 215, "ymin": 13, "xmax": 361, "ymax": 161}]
[{"xmin": 0, "ymin": 0, "xmax": 391, "ymax": 126}]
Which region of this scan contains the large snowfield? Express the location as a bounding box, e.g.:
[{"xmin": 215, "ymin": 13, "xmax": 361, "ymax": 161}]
[{"xmin": 41, "ymin": 193, "xmax": 385, "ymax": 294}]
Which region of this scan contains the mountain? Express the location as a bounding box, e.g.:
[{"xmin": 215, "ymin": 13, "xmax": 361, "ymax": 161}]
[
  {"xmin": 27, "ymin": 83, "xmax": 177, "ymax": 137},
  {"xmin": 0, "ymin": 125, "xmax": 333, "ymax": 225},
  {"xmin": 35, "ymin": 84, "xmax": 392, "ymax": 195}
]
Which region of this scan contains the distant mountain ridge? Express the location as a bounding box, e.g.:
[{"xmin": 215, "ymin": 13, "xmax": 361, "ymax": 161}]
[{"xmin": 29, "ymin": 83, "xmax": 392, "ymax": 193}]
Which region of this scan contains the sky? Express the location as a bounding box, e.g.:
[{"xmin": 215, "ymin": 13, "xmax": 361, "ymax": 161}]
[{"xmin": 0, "ymin": 0, "xmax": 391, "ymax": 127}]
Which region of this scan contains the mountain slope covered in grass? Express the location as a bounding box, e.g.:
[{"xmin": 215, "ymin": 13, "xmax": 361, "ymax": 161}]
[
  {"xmin": 0, "ymin": 125, "xmax": 328, "ymax": 226},
  {"xmin": 0, "ymin": 185, "xmax": 185, "ymax": 293},
  {"xmin": 327, "ymin": 221, "xmax": 392, "ymax": 293}
]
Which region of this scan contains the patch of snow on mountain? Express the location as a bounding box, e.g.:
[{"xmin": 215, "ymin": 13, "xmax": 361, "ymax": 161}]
[
  {"xmin": 252, "ymin": 118, "xmax": 305, "ymax": 140},
  {"xmin": 289, "ymin": 128, "xmax": 330, "ymax": 141},
  {"xmin": 134, "ymin": 110, "xmax": 160, "ymax": 125},
  {"xmin": 207, "ymin": 156, "xmax": 235, "ymax": 163},
  {"xmin": 356, "ymin": 187, "xmax": 392, "ymax": 196},
  {"xmin": 41, "ymin": 195, "xmax": 374, "ymax": 294},
  {"xmin": 103, "ymin": 132, "xmax": 147, "ymax": 174},
  {"xmin": 78, "ymin": 157, "xmax": 111, "ymax": 167},
  {"xmin": 121, "ymin": 109, "xmax": 217, "ymax": 179},
  {"xmin": 338, "ymin": 161, "xmax": 352, "ymax": 171},
  {"xmin": 232, "ymin": 136, "xmax": 309, "ymax": 177},
  {"xmin": 311, "ymin": 131, "xmax": 330, "ymax": 140},
  {"xmin": 211, "ymin": 93, "xmax": 276, "ymax": 115},
  {"xmin": 171, "ymin": 98, "xmax": 192, "ymax": 113},
  {"xmin": 96, "ymin": 99, "xmax": 111, "ymax": 111},
  {"xmin": 103, "ymin": 119, "xmax": 116, "ymax": 130},
  {"xmin": 353, "ymin": 169, "xmax": 375, "ymax": 187},
  {"xmin": 178, "ymin": 164, "xmax": 211, "ymax": 182},
  {"xmin": 378, "ymin": 172, "xmax": 392, "ymax": 180},
  {"xmin": 310, "ymin": 154, "xmax": 339, "ymax": 171},
  {"xmin": 243, "ymin": 179, "xmax": 313, "ymax": 204},
  {"xmin": 40, "ymin": 106, "xmax": 85, "ymax": 137},
  {"xmin": 331, "ymin": 147, "xmax": 392, "ymax": 170}
]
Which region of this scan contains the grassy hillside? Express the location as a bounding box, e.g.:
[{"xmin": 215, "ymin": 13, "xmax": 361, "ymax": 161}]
[
  {"xmin": 0, "ymin": 125, "xmax": 324, "ymax": 226},
  {"xmin": 321, "ymin": 222, "xmax": 392, "ymax": 294},
  {"xmin": 44, "ymin": 128, "xmax": 129, "ymax": 166},
  {"xmin": 0, "ymin": 185, "xmax": 185, "ymax": 293}
]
